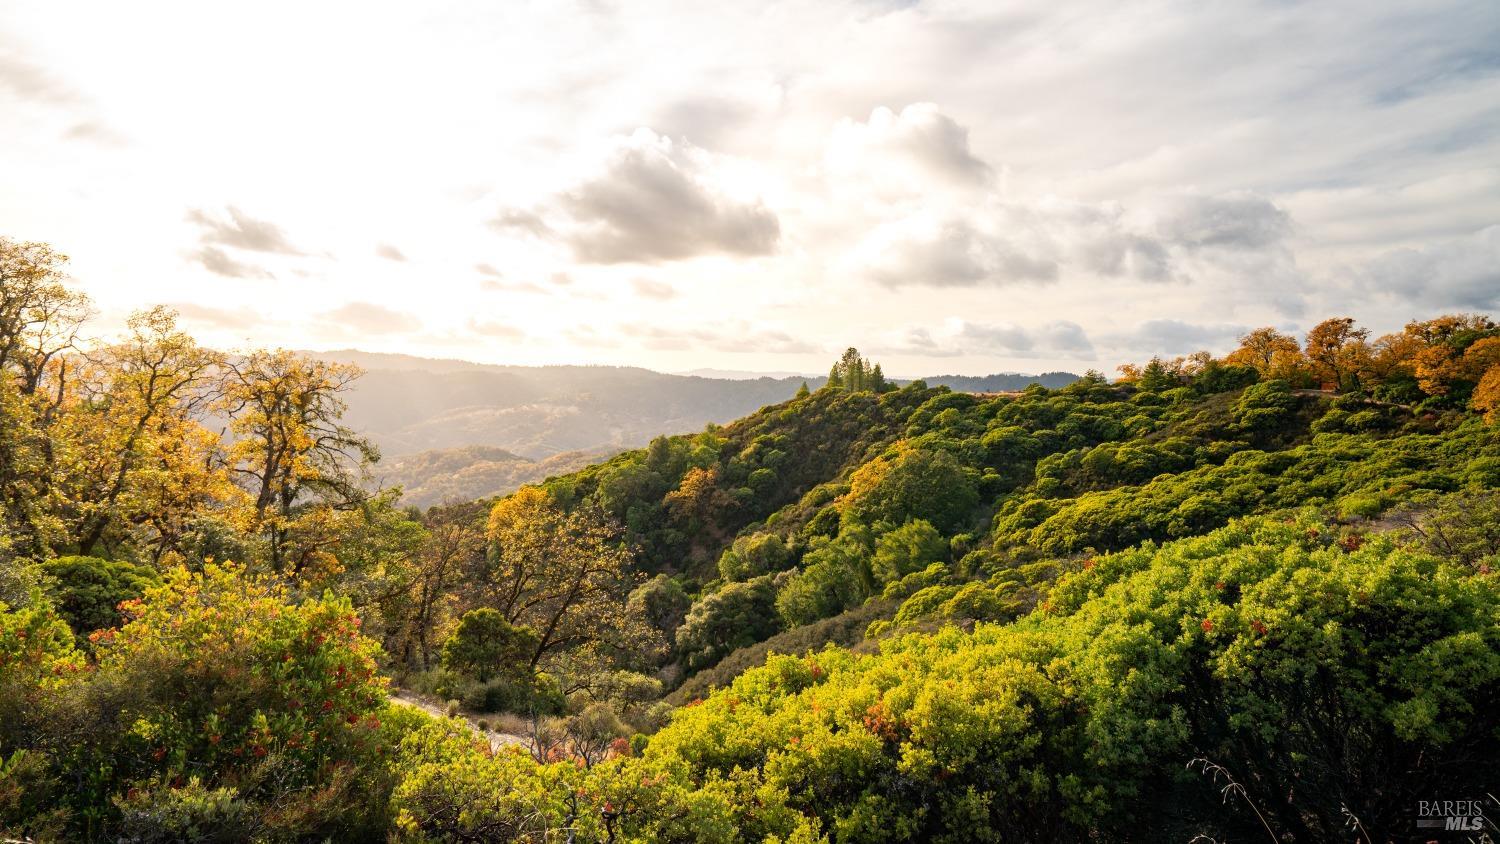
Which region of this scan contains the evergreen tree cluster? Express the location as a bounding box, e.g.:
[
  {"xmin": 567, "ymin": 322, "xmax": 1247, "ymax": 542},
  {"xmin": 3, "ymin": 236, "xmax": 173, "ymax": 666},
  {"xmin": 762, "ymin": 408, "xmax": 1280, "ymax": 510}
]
[{"xmin": 825, "ymin": 346, "xmax": 891, "ymax": 392}]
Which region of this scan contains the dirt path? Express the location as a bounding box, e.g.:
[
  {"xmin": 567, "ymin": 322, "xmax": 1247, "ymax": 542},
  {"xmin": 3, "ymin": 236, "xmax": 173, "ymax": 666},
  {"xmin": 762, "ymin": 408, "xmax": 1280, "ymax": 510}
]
[{"xmin": 389, "ymin": 689, "xmax": 529, "ymax": 751}]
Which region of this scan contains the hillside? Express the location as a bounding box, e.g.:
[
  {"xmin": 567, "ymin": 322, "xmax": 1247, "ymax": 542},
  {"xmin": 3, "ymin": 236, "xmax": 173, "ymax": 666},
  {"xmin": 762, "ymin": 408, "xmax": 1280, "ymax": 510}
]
[
  {"xmin": 377, "ymin": 445, "xmax": 619, "ymax": 508},
  {"xmin": 6, "ymin": 305, "xmax": 1500, "ymax": 842}
]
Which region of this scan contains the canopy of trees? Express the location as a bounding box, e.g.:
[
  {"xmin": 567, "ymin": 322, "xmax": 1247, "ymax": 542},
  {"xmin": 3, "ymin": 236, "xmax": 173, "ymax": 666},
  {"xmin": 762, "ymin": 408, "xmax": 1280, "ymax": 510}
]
[{"xmin": 3, "ymin": 235, "xmax": 1499, "ymax": 840}]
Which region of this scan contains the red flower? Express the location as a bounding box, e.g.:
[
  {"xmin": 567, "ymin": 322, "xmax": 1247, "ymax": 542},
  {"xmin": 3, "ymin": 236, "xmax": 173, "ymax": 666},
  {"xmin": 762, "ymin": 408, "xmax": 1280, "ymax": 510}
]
[
  {"xmin": 1250, "ymin": 620, "xmax": 1268, "ymax": 635},
  {"xmin": 1200, "ymin": 619, "xmax": 1214, "ymax": 632},
  {"xmin": 1214, "ymin": 582, "xmax": 1225, "ymax": 591}
]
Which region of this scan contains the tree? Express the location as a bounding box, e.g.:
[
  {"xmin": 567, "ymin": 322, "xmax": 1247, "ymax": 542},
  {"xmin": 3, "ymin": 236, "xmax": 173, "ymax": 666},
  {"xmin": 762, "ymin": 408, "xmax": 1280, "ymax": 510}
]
[
  {"xmin": 716, "ymin": 532, "xmax": 789, "ymax": 581},
  {"xmin": 1225, "ymin": 327, "xmax": 1302, "ymax": 377},
  {"xmin": 482, "ymin": 487, "xmax": 659, "ymax": 671},
  {"xmin": 825, "ymin": 364, "xmax": 842, "ymax": 390},
  {"xmin": 776, "ymin": 527, "xmax": 874, "ymax": 626},
  {"xmin": 871, "ymin": 519, "xmax": 947, "ymax": 585},
  {"xmin": 64, "ymin": 307, "xmax": 223, "ymax": 555},
  {"xmin": 675, "ymin": 575, "xmax": 781, "ymax": 672},
  {"xmin": 825, "ymin": 348, "xmax": 887, "ymax": 393},
  {"xmin": 0, "ymin": 239, "xmax": 91, "ymax": 396},
  {"xmin": 1137, "ymin": 357, "xmax": 1181, "ymax": 392},
  {"xmin": 1473, "ymin": 364, "xmax": 1500, "ymax": 423},
  {"xmin": 627, "ymin": 574, "xmax": 691, "ymax": 639},
  {"xmin": 0, "ymin": 239, "xmax": 91, "ymax": 557},
  {"xmin": 843, "ymin": 444, "xmax": 978, "ymax": 533},
  {"xmin": 1303, "ymin": 317, "xmax": 1370, "ymax": 391},
  {"xmin": 441, "ymin": 608, "xmax": 541, "ymax": 683},
  {"xmin": 216, "ymin": 350, "xmax": 378, "ymax": 574},
  {"xmin": 383, "ymin": 504, "xmax": 483, "ymax": 672},
  {"xmin": 795, "ymin": 381, "xmax": 810, "ymax": 399},
  {"xmin": 40, "ymin": 555, "xmax": 159, "ymax": 640}
]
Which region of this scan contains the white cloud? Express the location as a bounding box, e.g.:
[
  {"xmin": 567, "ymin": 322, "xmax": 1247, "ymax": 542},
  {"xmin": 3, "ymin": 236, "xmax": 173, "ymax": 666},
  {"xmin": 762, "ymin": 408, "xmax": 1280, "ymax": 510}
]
[
  {"xmin": 826, "ymin": 103, "xmax": 993, "ymax": 197},
  {"xmin": 1356, "ymin": 224, "xmax": 1500, "ymax": 309},
  {"xmin": 631, "ymin": 278, "xmax": 677, "ymax": 300},
  {"xmin": 1, "ymin": 0, "xmax": 1497, "ymax": 375},
  {"xmin": 186, "ymin": 207, "xmax": 303, "ymax": 254},
  {"xmin": 881, "ymin": 318, "xmax": 1095, "ymax": 359},
  {"xmin": 505, "ymin": 129, "xmax": 781, "ymax": 264},
  {"xmin": 319, "ymin": 302, "xmax": 420, "ymax": 335}
]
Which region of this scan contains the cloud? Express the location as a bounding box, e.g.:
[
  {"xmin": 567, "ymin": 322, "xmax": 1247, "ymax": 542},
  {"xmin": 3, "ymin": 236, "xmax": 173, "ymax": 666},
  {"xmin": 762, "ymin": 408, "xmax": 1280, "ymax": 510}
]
[
  {"xmin": 631, "ymin": 278, "xmax": 677, "ymax": 300},
  {"xmin": 845, "ymin": 181, "xmax": 1302, "ymax": 290},
  {"xmin": 884, "ymin": 319, "xmax": 1095, "ymax": 358},
  {"xmin": 958, "ymin": 320, "xmax": 1094, "ymax": 357},
  {"xmin": 170, "ymin": 302, "xmax": 265, "ymax": 328},
  {"xmin": 0, "ymin": 50, "xmax": 78, "ymax": 103},
  {"xmin": 1355, "ymin": 224, "xmax": 1500, "ymax": 309},
  {"xmin": 186, "ymin": 207, "xmax": 303, "ymax": 254},
  {"xmin": 652, "ymin": 96, "xmax": 762, "ymax": 150},
  {"xmin": 1120, "ymin": 319, "xmax": 1249, "ymax": 356},
  {"xmin": 191, "ymin": 246, "xmax": 270, "ymax": 279},
  {"xmin": 852, "ymin": 214, "xmax": 1057, "ymax": 287},
  {"xmin": 475, "ymin": 263, "xmax": 504, "ymax": 278},
  {"xmin": 318, "ymin": 302, "xmax": 420, "ymax": 334},
  {"xmin": 1151, "ymin": 193, "xmax": 1293, "ymax": 252},
  {"xmin": 467, "ymin": 318, "xmax": 525, "ymax": 339},
  {"xmin": 375, "ymin": 243, "xmax": 407, "ymax": 261},
  {"xmin": 480, "ymin": 278, "xmax": 547, "ymax": 294},
  {"xmin": 891, "ymin": 327, "xmax": 960, "ymax": 357},
  {"xmin": 525, "ymin": 129, "xmax": 779, "ymax": 264},
  {"xmin": 827, "ymin": 103, "xmax": 993, "ymax": 191},
  {"xmin": 618, "ymin": 321, "xmax": 815, "ymax": 354},
  {"xmin": 63, "ymin": 121, "xmax": 127, "ymax": 145},
  {"xmin": 488, "ymin": 208, "xmax": 553, "ymax": 239}
]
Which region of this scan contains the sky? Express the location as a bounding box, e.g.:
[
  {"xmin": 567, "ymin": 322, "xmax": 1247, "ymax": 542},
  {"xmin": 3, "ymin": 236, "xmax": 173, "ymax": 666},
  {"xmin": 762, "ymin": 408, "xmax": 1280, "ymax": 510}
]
[{"xmin": 2, "ymin": 0, "xmax": 1498, "ymax": 377}]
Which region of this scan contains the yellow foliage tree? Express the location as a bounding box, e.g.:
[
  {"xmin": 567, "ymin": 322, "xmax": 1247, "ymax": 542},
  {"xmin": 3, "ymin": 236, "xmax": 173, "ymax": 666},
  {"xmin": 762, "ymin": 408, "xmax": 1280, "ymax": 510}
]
[
  {"xmin": 1473, "ymin": 365, "xmax": 1500, "ymax": 423},
  {"xmin": 217, "ymin": 350, "xmax": 377, "ymax": 574},
  {"xmin": 483, "ymin": 487, "xmax": 661, "ymax": 675}
]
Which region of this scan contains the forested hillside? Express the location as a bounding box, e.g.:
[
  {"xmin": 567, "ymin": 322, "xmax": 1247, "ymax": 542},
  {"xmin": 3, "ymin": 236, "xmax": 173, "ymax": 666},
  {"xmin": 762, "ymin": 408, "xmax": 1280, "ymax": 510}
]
[{"xmin": 2, "ymin": 238, "xmax": 1498, "ymax": 841}]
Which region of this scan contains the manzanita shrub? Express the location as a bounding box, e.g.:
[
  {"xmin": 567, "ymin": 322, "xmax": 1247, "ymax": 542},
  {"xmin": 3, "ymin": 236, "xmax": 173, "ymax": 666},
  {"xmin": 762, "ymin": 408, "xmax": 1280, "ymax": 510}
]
[
  {"xmin": 1, "ymin": 565, "xmax": 398, "ymax": 841},
  {"xmin": 94, "ymin": 565, "xmax": 386, "ymax": 785}
]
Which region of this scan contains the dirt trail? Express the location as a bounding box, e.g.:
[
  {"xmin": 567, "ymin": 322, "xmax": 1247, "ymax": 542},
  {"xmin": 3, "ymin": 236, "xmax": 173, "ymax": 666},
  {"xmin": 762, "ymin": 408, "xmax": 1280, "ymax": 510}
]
[{"xmin": 389, "ymin": 689, "xmax": 529, "ymax": 751}]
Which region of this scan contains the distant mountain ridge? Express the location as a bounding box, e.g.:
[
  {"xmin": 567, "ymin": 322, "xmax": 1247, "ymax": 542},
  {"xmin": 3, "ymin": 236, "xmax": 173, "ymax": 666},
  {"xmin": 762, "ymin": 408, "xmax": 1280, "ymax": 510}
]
[{"xmin": 302, "ymin": 349, "xmax": 1078, "ymax": 505}]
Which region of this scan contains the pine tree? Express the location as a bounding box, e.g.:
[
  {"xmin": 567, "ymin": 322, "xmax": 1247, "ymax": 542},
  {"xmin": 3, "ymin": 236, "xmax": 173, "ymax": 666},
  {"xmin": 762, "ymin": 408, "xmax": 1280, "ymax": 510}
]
[
  {"xmin": 871, "ymin": 363, "xmax": 888, "ymax": 393},
  {"xmin": 826, "ymin": 365, "xmax": 842, "ymax": 390},
  {"xmin": 1140, "ymin": 357, "xmax": 1176, "ymax": 392},
  {"xmin": 795, "ymin": 381, "xmax": 810, "ymax": 399},
  {"xmin": 839, "ymin": 348, "xmax": 866, "ymax": 391}
]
